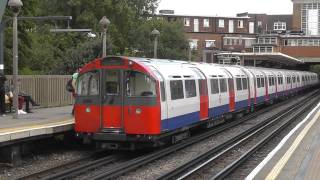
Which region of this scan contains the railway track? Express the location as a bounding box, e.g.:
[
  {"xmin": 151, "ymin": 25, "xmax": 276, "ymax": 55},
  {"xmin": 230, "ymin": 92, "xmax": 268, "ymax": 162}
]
[
  {"xmin": 87, "ymin": 91, "xmax": 319, "ymax": 180},
  {"xmin": 16, "ymin": 151, "xmax": 122, "ymax": 180},
  {"xmin": 17, "ymin": 90, "xmax": 318, "ymax": 180},
  {"xmin": 158, "ymin": 91, "xmax": 320, "ymax": 180}
]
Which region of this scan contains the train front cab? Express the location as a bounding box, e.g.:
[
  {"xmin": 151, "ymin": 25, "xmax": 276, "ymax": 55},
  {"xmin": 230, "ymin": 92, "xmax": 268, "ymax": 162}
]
[{"xmin": 74, "ymin": 57, "xmax": 162, "ymax": 149}]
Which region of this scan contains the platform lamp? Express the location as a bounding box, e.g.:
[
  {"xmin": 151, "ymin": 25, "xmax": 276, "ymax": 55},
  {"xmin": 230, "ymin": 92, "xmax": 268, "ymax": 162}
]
[
  {"xmin": 8, "ymin": 0, "xmax": 23, "ymax": 119},
  {"xmin": 151, "ymin": 29, "xmax": 160, "ymax": 59},
  {"xmin": 99, "ymin": 16, "xmax": 110, "ymax": 58}
]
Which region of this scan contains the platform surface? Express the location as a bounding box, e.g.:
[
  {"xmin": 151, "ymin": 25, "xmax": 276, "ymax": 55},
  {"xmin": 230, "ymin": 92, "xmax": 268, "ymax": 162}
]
[
  {"xmin": 0, "ymin": 106, "xmax": 74, "ymax": 145},
  {"xmin": 247, "ymin": 102, "xmax": 320, "ymax": 180}
]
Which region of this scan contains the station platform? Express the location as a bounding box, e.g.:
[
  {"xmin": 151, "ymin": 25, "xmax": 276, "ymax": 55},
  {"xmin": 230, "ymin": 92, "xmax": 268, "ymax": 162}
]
[
  {"xmin": 0, "ymin": 106, "xmax": 74, "ymax": 147},
  {"xmin": 246, "ymin": 102, "xmax": 320, "ymax": 180}
]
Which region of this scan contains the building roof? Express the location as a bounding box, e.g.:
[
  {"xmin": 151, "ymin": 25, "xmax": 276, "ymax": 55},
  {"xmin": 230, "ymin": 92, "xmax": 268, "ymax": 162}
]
[{"xmin": 158, "ymin": 13, "xmax": 251, "ymax": 19}]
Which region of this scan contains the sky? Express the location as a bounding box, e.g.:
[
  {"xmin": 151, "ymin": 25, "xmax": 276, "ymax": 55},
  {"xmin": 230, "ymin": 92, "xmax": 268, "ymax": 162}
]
[{"xmin": 158, "ymin": 0, "xmax": 293, "ymax": 17}]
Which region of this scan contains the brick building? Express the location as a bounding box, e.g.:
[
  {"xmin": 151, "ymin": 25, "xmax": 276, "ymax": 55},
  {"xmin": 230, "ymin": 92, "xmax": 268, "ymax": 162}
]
[
  {"xmin": 159, "ymin": 0, "xmax": 320, "ymax": 65},
  {"xmin": 160, "ymin": 12, "xmax": 293, "ymax": 63}
]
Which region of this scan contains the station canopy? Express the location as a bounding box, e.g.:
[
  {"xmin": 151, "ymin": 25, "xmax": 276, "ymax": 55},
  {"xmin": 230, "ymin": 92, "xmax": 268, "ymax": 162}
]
[{"xmin": 219, "ymin": 52, "xmax": 303, "ymax": 66}]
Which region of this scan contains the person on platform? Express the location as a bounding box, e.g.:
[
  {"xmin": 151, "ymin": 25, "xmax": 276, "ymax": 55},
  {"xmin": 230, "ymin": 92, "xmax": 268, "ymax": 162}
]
[
  {"xmin": 71, "ymin": 68, "xmax": 80, "ymax": 115},
  {"xmin": 0, "ymin": 73, "xmax": 7, "ymax": 116},
  {"xmin": 4, "ymin": 82, "xmax": 27, "ymax": 115},
  {"xmin": 19, "ymin": 91, "xmax": 40, "ymax": 113}
]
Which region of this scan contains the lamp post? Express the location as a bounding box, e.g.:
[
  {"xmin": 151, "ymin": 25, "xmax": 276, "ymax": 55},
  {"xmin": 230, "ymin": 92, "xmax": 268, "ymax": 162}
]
[
  {"xmin": 8, "ymin": 0, "xmax": 23, "ymax": 119},
  {"xmin": 99, "ymin": 16, "xmax": 110, "ymax": 58},
  {"xmin": 151, "ymin": 29, "xmax": 160, "ymax": 59}
]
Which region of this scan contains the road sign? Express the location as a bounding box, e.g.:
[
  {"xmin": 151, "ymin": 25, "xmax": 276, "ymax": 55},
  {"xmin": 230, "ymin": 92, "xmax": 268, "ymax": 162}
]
[{"xmin": 0, "ymin": 0, "xmax": 8, "ymax": 23}]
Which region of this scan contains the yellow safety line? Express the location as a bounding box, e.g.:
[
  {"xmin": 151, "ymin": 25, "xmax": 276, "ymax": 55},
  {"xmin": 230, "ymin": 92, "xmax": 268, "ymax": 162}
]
[
  {"xmin": 266, "ymin": 109, "xmax": 320, "ymax": 180},
  {"xmin": 0, "ymin": 118, "xmax": 74, "ymax": 134}
]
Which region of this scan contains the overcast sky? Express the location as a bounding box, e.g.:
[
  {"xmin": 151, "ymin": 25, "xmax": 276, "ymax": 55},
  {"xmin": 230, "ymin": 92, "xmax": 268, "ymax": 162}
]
[{"xmin": 158, "ymin": 0, "xmax": 293, "ymax": 17}]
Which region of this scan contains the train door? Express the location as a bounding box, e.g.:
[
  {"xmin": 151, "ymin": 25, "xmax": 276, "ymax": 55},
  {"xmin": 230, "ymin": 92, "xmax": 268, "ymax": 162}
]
[
  {"xmin": 101, "ymin": 69, "xmax": 124, "ymax": 131},
  {"xmin": 222, "ymin": 69, "xmax": 235, "ymax": 112},
  {"xmin": 191, "ymin": 68, "xmax": 209, "ymax": 120}
]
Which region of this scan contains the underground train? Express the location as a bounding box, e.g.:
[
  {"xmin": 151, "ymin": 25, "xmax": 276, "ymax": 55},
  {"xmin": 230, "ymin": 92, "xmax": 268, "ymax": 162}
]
[{"xmin": 74, "ymin": 56, "xmax": 318, "ymax": 150}]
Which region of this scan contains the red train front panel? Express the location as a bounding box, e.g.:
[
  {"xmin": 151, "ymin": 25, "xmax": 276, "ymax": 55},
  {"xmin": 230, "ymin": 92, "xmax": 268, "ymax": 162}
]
[{"xmin": 75, "ymin": 57, "xmax": 161, "ymax": 136}]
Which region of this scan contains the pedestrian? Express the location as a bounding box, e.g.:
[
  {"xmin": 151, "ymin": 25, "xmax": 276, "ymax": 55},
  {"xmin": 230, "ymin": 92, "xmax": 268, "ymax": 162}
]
[
  {"xmin": 5, "ymin": 81, "xmax": 27, "ymax": 115},
  {"xmin": 19, "ymin": 91, "xmax": 40, "ymax": 113},
  {"xmin": 0, "ymin": 73, "xmax": 7, "ymax": 116},
  {"xmin": 71, "ymin": 68, "xmax": 81, "ymax": 115}
]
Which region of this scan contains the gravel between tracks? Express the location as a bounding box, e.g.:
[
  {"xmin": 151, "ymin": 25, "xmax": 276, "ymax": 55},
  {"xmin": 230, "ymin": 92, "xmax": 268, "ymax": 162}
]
[{"xmin": 0, "ymin": 143, "xmax": 91, "ymax": 180}]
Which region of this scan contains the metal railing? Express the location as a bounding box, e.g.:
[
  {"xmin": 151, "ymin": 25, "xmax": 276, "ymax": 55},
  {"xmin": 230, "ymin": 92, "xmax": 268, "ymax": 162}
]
[{"xmin": 6, "ymin": 75, "xmax": 73, "ymax": 107}]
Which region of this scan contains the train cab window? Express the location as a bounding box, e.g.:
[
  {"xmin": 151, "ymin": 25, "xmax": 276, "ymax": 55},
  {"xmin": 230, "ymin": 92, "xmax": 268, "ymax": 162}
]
[
  {"xmin": 170, "ymin": 80, "xmax": 184, "ymax": 100},
  {"xmin": 77, "ymin": 71, "xmax": 99, "ymax": 96},
  {"xmin": 185, "ymin": 80, "xmax": 196, "ymax": 98},
  {"xmin": 242, "ymin": 78, "xmax": 248, "ymax": 90},
  {"xmin": 126, "ymin": 71, "xmax": 156, "ymax": 97},
  {"xmin": 219, "ymin": 79, "xmax": 227, "ymax": 93},
  {"xmin": 211, "ymin": 79, "xmax": 219, "ymax": 94},
  {"xmin": 236, "ymin": 78, "xmax": 242, "ymax": 90}
]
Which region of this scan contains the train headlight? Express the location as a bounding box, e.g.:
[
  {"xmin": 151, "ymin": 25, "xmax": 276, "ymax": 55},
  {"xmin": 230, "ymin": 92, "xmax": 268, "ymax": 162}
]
[
  {"xmin": 135, "ymin": 108, "xmax": 142, "ymax": 114},
  {"xmin": 86, "ymin": 107, "xmax": 91, "ymax": 113}
]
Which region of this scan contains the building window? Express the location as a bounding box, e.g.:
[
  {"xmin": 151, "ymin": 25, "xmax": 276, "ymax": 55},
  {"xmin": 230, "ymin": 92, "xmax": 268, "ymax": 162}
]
[
  {"xmin": 184, "ymin": 18, "xmax": 190, "ymax": 26},
  {"xmin": 219, "ymin": 19, "xmax": 225, "ymax": 28},
  {"xmin": 189, "ymin": 39, "xmax": 198, "ymax": 49},
  {"xmin": 258, "ymin": 21, "xmax": 262, "ymax": 26},
  {"xmin": 307, "ymin": 9, "xmax": 318, "ymax": 35},
  {"xmin": 273, "ymin": 21, "xmax": 286, "ymax": 30},
  {"xmin": 238, "ymin": 20, "xmax": 244, "ymax": 28},
  {"xmin": 203, "ymin": 19, "xmax": 210, "ymax": 27},
  {"xmin": 205, "ymin": 40, "xmax": 215, "ymax": 48}
]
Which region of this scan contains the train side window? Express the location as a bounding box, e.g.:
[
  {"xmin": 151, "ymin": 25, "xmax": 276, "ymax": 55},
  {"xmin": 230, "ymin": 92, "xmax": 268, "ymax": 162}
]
[
  {"xmin": 236, "ymin": 78, "xmax": 242, "ymax": 90},
  {"xmin": 242, "ymin": 78, "xmax": 248, "ymax": 90},
  {"xmin": 127, "ymin": 71, "xmax": 156, "ymax": 97},
  {"xmin": 210, "ymin": 79, "xmax": 219, "ymax": 94},
  {"xmin": 219, "ymin": 79, "xmax": 227, "ymax": 93},
  {"xmin": 185, "ymin": 80, "xmax": 196, "ymax": 98},
  {"xmin": 77, "ymin": 71, "xmax": 99, "ymax": 96},
  {"xmin": 170, "ymin": 80, "xmax": 184, "ymax": 100}
]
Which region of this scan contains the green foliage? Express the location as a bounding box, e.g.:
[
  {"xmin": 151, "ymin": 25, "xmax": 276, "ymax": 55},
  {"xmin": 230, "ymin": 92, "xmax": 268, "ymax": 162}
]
[
  {"xmin": 310, "ymin": 65, "xmax": 320, "ymax": 75},
  {"xmin": 3, "ymin": 0, "xmax": 188, "ymax": 75}
]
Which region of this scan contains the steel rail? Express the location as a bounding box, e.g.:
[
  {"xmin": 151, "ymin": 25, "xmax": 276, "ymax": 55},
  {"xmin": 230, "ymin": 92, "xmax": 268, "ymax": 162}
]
[
  {"xmin": 158, "ymin": 90, "xmax": 319, "ymax": 180},
  {"xmin": 89, "ymin": 91, "xmax": 318, "ymax": 180}
]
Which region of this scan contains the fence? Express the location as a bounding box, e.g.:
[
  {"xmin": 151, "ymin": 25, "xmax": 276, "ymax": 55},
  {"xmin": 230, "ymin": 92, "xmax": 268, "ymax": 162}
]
[{"xmin": 6, "ymin": 75, "xmax": 74, "ymax": 107}]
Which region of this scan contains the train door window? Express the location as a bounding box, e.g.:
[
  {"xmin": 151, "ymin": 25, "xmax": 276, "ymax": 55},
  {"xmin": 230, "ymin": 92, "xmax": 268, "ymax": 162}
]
[
  {"xmin": 198, "ymin": 80, "xmax": 208, "ymax": 96},
  {"xmin": 185, "ymin": 80, "xmax": 196, "ymax": 98},
  {"xmin": 268, "ymin": 77, "xmax": 272, "ymax": 86},
  {"xmin": 242, "ymin": 78, "xmax": 248, "ymax": 90},
  {"xmin": 126, "ymin": 71, "xmax": 156, "ymax": 97},
  {"xmin": 211, "ymin": 79, "xmax": 219, "ymax": 94},
  {"xmin": 77, "ymin": 71, "xmax": 99, "ymax": 96},
  {"xmin": 160, "ymin": 82, "xmax": 166, "ymax": 101},
  {"xmin": 105, "ymin": 70, "xmax": 120, "ymax": 95},
  {"xmin": 236, "ymin": 78, "xmax": 242, "ymax": 90},
  {"xmin": 261, "ymin": 77, "xmax": 265, "ymax": 87},
  {"xmin": 170, "ymin": 80, "xmax": 184, "ymax": 100},
  {"xmin": 257, "ymin": 77, "xmax": 261, "ymax": 88},
  {"xmin": 219, "ymin": 79, "xmax": 227, "ymax": 93}
]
